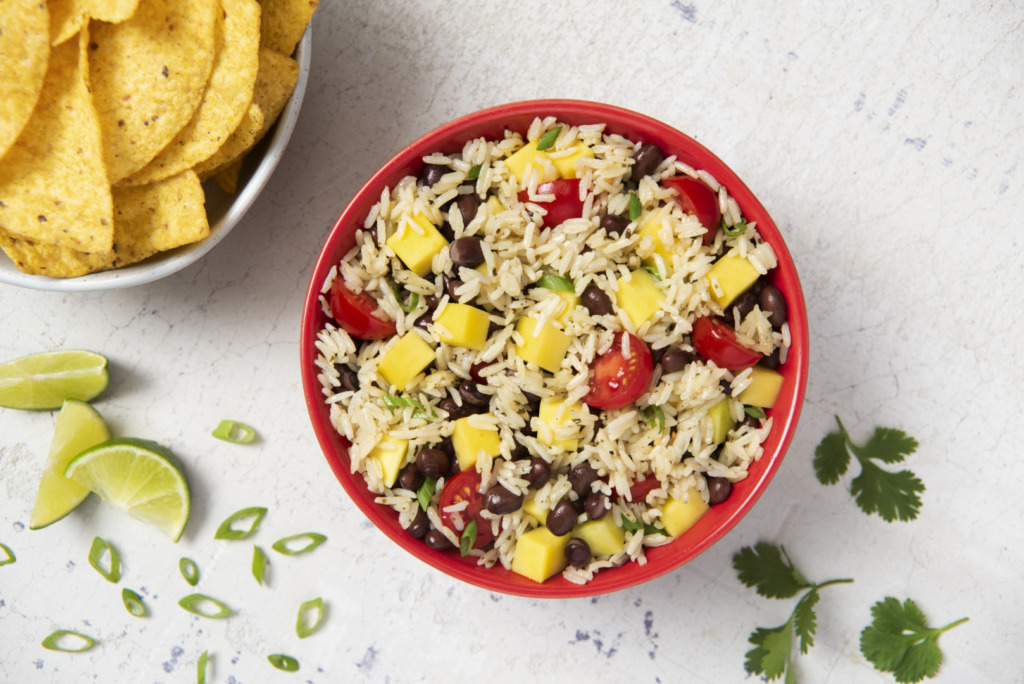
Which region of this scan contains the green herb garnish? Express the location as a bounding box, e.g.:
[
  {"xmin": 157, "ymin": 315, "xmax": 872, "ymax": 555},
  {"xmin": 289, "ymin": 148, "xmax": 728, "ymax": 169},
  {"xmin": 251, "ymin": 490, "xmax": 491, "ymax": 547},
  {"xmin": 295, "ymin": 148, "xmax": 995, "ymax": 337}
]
[
  {"xmin": 417, "ymin": 476, "xmax": 437, "ymax": 511},
  {"xmin": 252, "ymin": 545, "xmax": 267, "ymax": 585},
  {"xmin": 179, "ymin": 557, "xmax": 200, "ymax": 586},
  {"xmin": 642, "ymin": 405, "xmax": 665, "ymax": 432},
  {"xmin": 723, "ymin": 218, "xmax": 748, "ymax": 237},
  {"xmin": 122, "ymin": 588, "xmax": 147, "ymax": 617},
  {"xmin": 744, "ymin": 406, "xmax": 766, "ymax": 420},
  {"xmin": 467, "ymin": 164, "xmax": 481, "ymax": 180},
  {"xmin": 197, "ymin": 651, "xmax": 209, "ymax": 684},
  {"xmin": 211, "ymin": 419, "xmax": 256, "ymax": 444},
  {"xmin": 383, "ymin": 395, "xmax": 437, "ymax": 419},
  {"xmin": 620, "ymin": 515, "xmax": 662, "ymax": 536},
  {"xmin": 392, "ymin": 282, "xmax": 420, "ymax": 313},
  {"xmin": 214, "ymin": 506, "xmax": 267, "ymax": 540},
  {"xmin": 272, "ymin": 532, "xmax": 327, "ymax": 556},
  {"xmin": 41, "ymin": 629, "xmax": 95, "ymax": 652},
  {"xmin": 535, "ymin": 126, "xmax": 562, "ymax": 151},
  {"xmin": 296, "ymin": 597, "xmax": 325, "ymax": 638},
  {"xmin": 0, "ymin": 542, "xmax": 14, "ymax": 566},
  {"xmin": 459, "ymin": 520, "xmax": 477, "ymax": 556},
  {"xmin": 268, "ymin": 654, "xmax": 300, "ymax": 672},
  {"xmin": 629, "ymin": 192, "xmax": 642, "ymax": 221},
  {"xmin": 178, "ymin": 593, "xmax": 232, "ymax": 619},
  {"xmin": 537, "ymin": 274, "xmax": 574, "ymax": 292},
  {"xmin": 814, "ymin": 416, "xmax": 923, "ymax": 522},
  {"xmin": 733, "ymin": 543, "xmax": 853, "ymax": 682},
  {"xmin": 642, "ymin": 265, "xmax": 662, "ymax": 280},
  {"xmin": 88, "ymin": 536, "xmax": 121, "ymax": 583},
  {"xmin": 860, "ymin": 597, "xmax": 968, "ymax": 683}
]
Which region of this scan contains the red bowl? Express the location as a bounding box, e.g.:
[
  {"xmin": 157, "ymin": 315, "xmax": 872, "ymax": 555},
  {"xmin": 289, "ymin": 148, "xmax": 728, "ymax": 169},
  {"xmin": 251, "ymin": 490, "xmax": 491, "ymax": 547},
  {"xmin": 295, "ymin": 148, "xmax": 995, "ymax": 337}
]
[{"xmin": 300, "ymin": 99, "xmax": 808, "ymax": 598}]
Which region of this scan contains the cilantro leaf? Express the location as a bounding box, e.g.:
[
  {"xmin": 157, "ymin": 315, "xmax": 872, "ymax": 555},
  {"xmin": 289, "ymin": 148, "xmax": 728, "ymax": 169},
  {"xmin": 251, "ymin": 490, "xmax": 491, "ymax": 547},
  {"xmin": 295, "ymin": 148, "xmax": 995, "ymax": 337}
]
[
  {"xmin": 792, "ymin": 588, "xmax": 820, "ymax": 655},
  {"xmin": 813, "ymin": 430, "xmax": 850, "ymax": 485},
  {"xmin": 745, "ymin": 621, "xmax": 793, "ymax": 681},
  {"xmin": 860, "ymin": 597, "xmax": 968, "ymax": 683},
  {"xmin": 851, "ymin": 460, "xmax": 925, "ymax": 522},
  {"xmin": 853, "ymin": 426, "xmax": 918, "ymax": 464},
  {"xmin": 733, "ymin": 543, "xmax": 811, "ymax": 599}
]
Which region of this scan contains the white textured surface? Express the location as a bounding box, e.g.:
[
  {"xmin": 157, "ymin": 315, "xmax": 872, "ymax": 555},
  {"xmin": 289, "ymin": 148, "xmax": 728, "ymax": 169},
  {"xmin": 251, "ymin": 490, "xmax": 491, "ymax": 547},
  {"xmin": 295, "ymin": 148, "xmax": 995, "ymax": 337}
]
[{"xmin": 1, "ymin": 2, "xmax": 1022, "ymax": 682}]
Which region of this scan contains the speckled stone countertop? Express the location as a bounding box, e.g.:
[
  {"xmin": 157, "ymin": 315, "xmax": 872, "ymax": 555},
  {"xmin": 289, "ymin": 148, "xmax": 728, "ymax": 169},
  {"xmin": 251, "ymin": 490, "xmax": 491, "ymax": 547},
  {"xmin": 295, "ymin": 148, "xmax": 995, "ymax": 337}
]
[{"xmin": 1, "ymin": 2, "xmax": 1022, "ymax": 682}]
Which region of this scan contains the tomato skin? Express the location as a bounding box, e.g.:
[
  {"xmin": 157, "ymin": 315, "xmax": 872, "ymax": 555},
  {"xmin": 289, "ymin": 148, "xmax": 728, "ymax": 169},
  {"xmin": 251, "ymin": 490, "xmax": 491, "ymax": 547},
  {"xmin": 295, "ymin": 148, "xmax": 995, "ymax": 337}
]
[
  {"xmin": 518, "ymin": 178, "xmax": 585, "ymax": 229},
  {"xmin": 583, "ymin": 332, "xmax": 654, "ymax": 411},
  {"xmin": 662, "ymin": 177, "xmax": 721, "ymax": 245},
  {"xmin": 628, "ymin": 475, "xmax": 661, "ymax": 503},
  {"xmin": 439, "ymin": 469, "xmax": 496, "ymax": 548},
  {"xmin": 691, "ymin": 316, "xmax": 761, "ymax": 370},
  {"xmin": 328, "ymin": 278, "xmax": 396, "ymax": 340}
]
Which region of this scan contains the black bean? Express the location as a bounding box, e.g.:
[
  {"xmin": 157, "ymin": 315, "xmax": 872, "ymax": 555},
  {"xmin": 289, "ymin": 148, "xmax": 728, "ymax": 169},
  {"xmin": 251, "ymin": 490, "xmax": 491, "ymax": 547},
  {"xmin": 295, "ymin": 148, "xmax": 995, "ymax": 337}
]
[
  {"xmin": 455, "ymin": 194, "xmax": 480, "ymax": 226},
  {"xmin": 546, "ymin": 499, "xmax": 577, "ymax": 536},
  {"xmin": 632, "ymin": 144, "xmax": 665, "ymax": 180},
  {"xmin": 580, "ymin": 284, "xmax": 614, "ymax": 316},
  {"xmin": 484, "ymin": 485, "xmax": 523, "ymax": 515},
  {"xmin": 398, "ymin": 463, "xmax": 423, "ymax": 491},
  {"xmin": 733, "ymin": 289, "xmax": 760, "ymax": 319},
  {"xmin": 521, "ymin": 389, "xmax": 541, "ymax": 406},
  {"xmin": 565, "ymin": 538, "xmax": 591, "ymax": 568},
  {"xmin": 568, "ymin": 462, "xmax": 599, "ymax": 498},
  {"xmin": 420, "ymin": 163, "xmax": 448, "ymax": 187},
  {"xmin": 443, "ymin": 274, "xmax": 464, "ymax": 300},
  {"xmin": 334, "ymin": 363, "xmax": 359, "ymax": 392},
  {"xmin": 763, "ymin": 348, "xmax": 782, "ymax": 369},
  {"xmin": 600, "ymin": 213, "xmax": 628, "ymax": 237},
  {"xmin": 407, "ymin": 509, "xmax": 429, "ymax": 538},
  {"xmin": 438, "ymin": 436, "xmax": 455, "ymax": 458},
  {"xmin": 458, "ymin": 380, "xmax": 490, "ymax": 408},
  {"xmin": 584, "ymin": 492, "xmax": 609, "ymax": 520},
  {"xmin": 487, "ymin": 320, "xmax": 502, "ymax": 336},
  {"xmin": 759, "ymin": 285, "xmax": 788, "ymax": 329},
  {"xmin": 659, "ymin": 348, "xmax": 693, "ymax": 373},
  {"xmin": 423, "ymin": 292, "xmax": 440, "ymax": 309},
  {"xmin": 509, "ymin": 438, "xmax": 530, "ymax": 461},
  {"xmin": 740, "ymin": 414, "xmax": 760, "ymax": 429},
  {"xmin": 439, "ymin": 221, "xmax": 455, "ymax": 242},
  {"xmin": 708, "ymin": 477, "xmax": 732, "ymax": 505},
  {"xmin": 524, "ymin": 457, "xmax": 550, "ymax": 488},
  {"xmin": 416, "ymin": 448, "xmax": 450, "ymax": 478},
  {"xmin": 413, "ymin": 312, "xmax": 433, "ymax": 330},
  {"xmin": 424, "ymin": 528, "xmax": 451, "ymax": 550},
  {"xmin": 449, "ymin": 236, "xmax": 485, "ymax": 268}
]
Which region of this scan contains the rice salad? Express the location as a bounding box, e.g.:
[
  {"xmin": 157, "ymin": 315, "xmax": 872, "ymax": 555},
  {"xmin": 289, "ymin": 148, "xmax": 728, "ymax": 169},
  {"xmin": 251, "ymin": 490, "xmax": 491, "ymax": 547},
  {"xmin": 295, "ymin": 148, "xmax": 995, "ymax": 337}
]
[{"xmin": 313, "ymin": 117, "xmax": 791, "ymax": 585}]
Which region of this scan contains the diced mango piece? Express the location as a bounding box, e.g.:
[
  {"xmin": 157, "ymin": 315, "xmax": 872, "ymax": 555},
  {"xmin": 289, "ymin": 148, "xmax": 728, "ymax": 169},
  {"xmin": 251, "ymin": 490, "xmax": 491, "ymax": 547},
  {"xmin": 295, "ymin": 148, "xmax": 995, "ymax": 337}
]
[
  {"xmin": 369, "ymin": 436, "xmax": 409, "ymax": 488},
  {"xmin": 738, "ymin": 365, "xmax": 784, "ymax": 408},
  {"xmin": 538, "ymin": 396, "xmax": 581, "ymax": 451},
  {"xmin": 434, "ymin": 303, "xmax": 490, "ymax": 350},
  {"xmin": 486, "ymin": 196, "xmax": 506, "ymax": 215},
  {"xmin": 615, "ymin": 269, "xmax": 663, "ymax": 327},
  {"xmin": 637, "ymin": 217, "xmax": 674, "ymax": 263},
  {"xmin": 574, "ymin": 516, "xmax": 625, "ymax": 557},
  {"xmin": 554, "ymin": 291, "xmax": 579, "ymax": 324},
  {"xmin": 522, "ymin": 495, "xmax": 547, "ymax": 523},
  {"xmin": 505, "ymin": 140, "xmax": 555, "ymax": 185},
  {"xmin": 377, "ymin": 332, "xmax": 435, "ymax": 391},
  {"xmin": 549, "ymin": 143, "xmax": 594, "ymax": 179},
  {"xmin": 661, "ymin": 488, "xmax": 709, "ymax": 537},
  {"xmin": 386, "ymin": 213, "xmax": 448, "ymax": 277},
  {"xmin": 708, "ymin": 397, "xmax": 735, "ymax": 444},
  {"xmin": 514, "ymin": 316, "xmax": 572, "ymax": 373},
  {"xmin": 704, "ymin": 254, "xmax": 760, "ymax": 308},
  {"xmin": 451, "ymin": 415, "xmax": 502, "ymax": 471},
  {"xmin": 510, "ymin": 526, "xmax": 570, "ymax": 583}
]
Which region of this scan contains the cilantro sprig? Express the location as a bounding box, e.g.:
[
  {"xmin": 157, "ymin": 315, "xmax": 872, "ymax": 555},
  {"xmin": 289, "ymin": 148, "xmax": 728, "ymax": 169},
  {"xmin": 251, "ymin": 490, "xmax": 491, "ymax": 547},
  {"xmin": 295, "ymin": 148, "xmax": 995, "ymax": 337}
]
[
  {"xmin": 814, "ymin": 416, "xmax": 924, "ymax": 522},
  {"xmin": 733, "ymin": 543, "xmax": 853, "ymax": 682},
  {"xmin": 860, "ymin": 597, "xmax": 968, "ymax": 683}
]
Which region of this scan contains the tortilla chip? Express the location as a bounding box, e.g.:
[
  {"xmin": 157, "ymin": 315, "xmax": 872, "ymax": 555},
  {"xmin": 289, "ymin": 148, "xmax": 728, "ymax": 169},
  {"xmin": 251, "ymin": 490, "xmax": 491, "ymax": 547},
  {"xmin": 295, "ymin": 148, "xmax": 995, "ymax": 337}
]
[
  {"xmin": 48, "ymin": 0, "xmax": 141, "ymax": 46},
  {"xmin": 89, "ymin": 0, "xmax": 218, "ymax": 183},
  {"xmin": 0, "ymin": 170, "xmax": 208, "ymax": 277},
  {"xmin": 259, "ymin": 0, "xmax": 317, "ymax": 56},
  {"xmin": 213, "ymin": 156, "xmax": 243, "ymax": 194},
  {"xmin": 122, "ymin": 0, "xmax": 261, "ymax": 186},
  {"xmin": 195, "ymin": 102, "xmax": 264, "ymax": 180},
  {"xmin": 0, "ymin": 30, "xmax": 113, "ymax": 254},
  {"xmin": 0, "ymin": 0, "xmax": 50, "ymax": 160}
]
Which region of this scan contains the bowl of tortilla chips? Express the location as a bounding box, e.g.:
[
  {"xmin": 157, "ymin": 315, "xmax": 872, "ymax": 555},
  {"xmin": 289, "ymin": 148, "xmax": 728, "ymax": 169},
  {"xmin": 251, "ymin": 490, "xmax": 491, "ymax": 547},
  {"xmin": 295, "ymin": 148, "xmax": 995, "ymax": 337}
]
[{"xmin": 0, "ymin": 0, "xmax": 317, "ymax": 291}]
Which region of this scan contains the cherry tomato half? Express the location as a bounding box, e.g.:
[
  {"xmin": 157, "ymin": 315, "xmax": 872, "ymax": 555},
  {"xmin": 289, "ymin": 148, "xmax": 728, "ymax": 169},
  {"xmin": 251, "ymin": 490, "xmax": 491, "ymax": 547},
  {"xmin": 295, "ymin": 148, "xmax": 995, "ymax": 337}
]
[
  {"xmin": 691, "ymin": 316, "xmax": 761, "ymax": 370},
  {"xmin": 518, "ymin": 178, "xmax": 585, "ymax": 229},
  {"xmin": 583, "ymin": 332, "xmax": 654, "ymax": 411},
  {"xmin": 662, "ymin": 176, "xmax": 721, "ymax": 246},
  {"xmin": 439, "ymin": 469, "xmax": 496, "ymax": 549},
  {"xmin": 328, "ymin": 278, "xmax": 397, "ymax": 340},
  {"xmin": 628, "ymin": 475, "xmax": 661, "ymax": 503}
]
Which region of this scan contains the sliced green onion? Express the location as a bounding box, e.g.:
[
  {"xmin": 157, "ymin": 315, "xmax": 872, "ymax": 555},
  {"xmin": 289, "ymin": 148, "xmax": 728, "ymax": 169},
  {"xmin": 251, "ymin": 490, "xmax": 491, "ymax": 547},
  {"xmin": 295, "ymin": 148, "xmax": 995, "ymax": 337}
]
[
  {"xmin": 0, "ymin": 542, "xmax": 14, "ymax": 566},
  {"xmin": 272, "ymin": 533, "xmax": 327, "ymax": 556},
  {"xmin": 252, "ymin": 545, "xmax": 267, "ymax": 585},
  {"xmin": 416, "ymin": 476, "xmax": 437, "ymax": 511},
  {"xmin": 744, "ymin": 405, "xmax": 766, "ymax": 420},
  {"xmin": 411, "ymin": 409, "xmax": 438, "ymax": 420},
  {"xmin": 642, "ymin": 405, "xmax": 665, "ymax": 433},
  {"xmin": 296, "ymin": 597, "xmax": 325, "ymax": 639},
  {"xmin": 723, "ymin": 218, "xmax": 748, "ymax": 238},
  {"xmin": 459, "ymin": 520, "xmax": 477, "ymax": 557},
  {"xmin": 122, "ymin": 588, "xmax": 147, "ymax": 617},
  {"xmin": 88, "ymin": 536, "xmax": 121, "ymax": 583},
  {"xmin": 211, "ymin": 419, "xmax": 257, "ymax": 444},
  {"xmin": 629, "ymin": 192, "xmax": 642, "ymax": 221},
  {"xmin": 214, "ymin": 506, "xmax": 267, "ymax": 540},
  {"xmin": 268, "ymin": 654, "xmax": 299, "ymax": 672},
  {"xmin": 197, "ymin": 651, "xmax": 209, "ymax": 684},
  {"xmin": 535, "ymin": 126, "xmax": 562, "ymax": 151},
  {"xmin": 642, "ymin": 265, "xmax": 663, "ymax": 281},
  {"xmin": 41, "ymin": 629, "xmax": 96, "ymax": 652},
  {"xmin": 392, "ymin": 282, "xmax": 420, "ymax": 313},
  {"xmin": 178, "ymin": 593, "xmax": 232, "ymax": 619},
  {"xmin": 179, "ymin": 557, "xmax": 200, "ymax": 586},
  {"xmin": 537, "ymin": 274, "xmax": 574, "ymax": 292},
  {"xmin": 382, "ymin": 395, "xmax": 425, "ymax": 411},
  {"xmin": 467, "ymin": 164, "xmax": 481, "ymax": 180}
]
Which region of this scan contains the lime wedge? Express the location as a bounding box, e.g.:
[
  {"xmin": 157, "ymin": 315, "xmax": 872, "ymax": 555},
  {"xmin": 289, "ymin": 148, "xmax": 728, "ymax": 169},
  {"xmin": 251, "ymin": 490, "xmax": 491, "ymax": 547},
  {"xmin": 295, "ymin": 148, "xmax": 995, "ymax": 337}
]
[
  {"xmin": 29, "ymin": 400, "xmax": 111, "ymax": 529},
  {"xmin": 64, "ymin": 438, "xmax": 191, "ymax": 542},
  {"xmin": 0, "ymin": 350, "xmax": 109, "ymax": 410}
]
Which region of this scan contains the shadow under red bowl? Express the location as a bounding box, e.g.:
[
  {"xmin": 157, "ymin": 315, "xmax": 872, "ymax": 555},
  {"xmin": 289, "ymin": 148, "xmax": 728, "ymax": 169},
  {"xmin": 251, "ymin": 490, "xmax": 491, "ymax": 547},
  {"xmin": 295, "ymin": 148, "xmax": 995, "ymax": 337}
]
[{"xmin": 300, "ymin": 99, "xmax": 808, "ymax": 598}]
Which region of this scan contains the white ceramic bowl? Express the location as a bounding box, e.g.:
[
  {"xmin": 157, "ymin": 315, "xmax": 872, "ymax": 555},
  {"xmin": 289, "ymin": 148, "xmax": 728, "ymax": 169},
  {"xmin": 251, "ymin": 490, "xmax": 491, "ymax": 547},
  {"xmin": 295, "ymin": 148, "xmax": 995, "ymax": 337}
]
[{"xmin": 0, "ymin": 30, "xmax": 312, "ymax": 292}]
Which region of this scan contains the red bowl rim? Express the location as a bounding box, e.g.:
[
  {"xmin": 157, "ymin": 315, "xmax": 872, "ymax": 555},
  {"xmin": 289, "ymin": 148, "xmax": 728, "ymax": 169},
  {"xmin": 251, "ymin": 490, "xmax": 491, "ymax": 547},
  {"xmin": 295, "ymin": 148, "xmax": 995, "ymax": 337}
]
[{"xmin": 300, "ymin": 99, "xmax": 808, "ymax": 598}]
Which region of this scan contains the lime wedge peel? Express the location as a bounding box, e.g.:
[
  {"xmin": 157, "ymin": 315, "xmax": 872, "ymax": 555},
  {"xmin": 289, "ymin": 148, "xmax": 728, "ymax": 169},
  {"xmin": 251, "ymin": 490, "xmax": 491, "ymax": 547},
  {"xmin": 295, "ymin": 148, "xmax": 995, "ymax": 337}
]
[
  {"xmin": 0, "ymin": 350, "xmax": 109, "ymax": 410},
  {"xmin": 64, "ymin": 438, "xmax": 191, "ymax": 542}
]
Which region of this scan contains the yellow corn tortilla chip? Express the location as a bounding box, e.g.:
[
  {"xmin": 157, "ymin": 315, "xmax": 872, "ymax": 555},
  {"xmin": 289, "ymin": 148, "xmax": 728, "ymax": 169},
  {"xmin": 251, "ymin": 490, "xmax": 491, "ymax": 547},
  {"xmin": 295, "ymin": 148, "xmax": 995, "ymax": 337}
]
[
  {"xmin": 121, "ymin": 0, "xmax": 261, "ymax": 186},
  {"xmin": 259, "ymin": 0, "xmax": 317, "ymax": 56},
  {"xmin": 0, "ymin": 30, "xmax": 113, "ymax": 253},
  {"xmin": 213, "ymin": 156, "xmax": 243, "ymax": 194},
  {"xmin": 89, "ymin": 0, "xmax": 218, "ymax": 183},
  {"xmin": 195, "ymin": 102, "xmax": 264, "ymax": 180},
  {"xmin": 48, "ymin": 0, "xmax": 141, "ymax": 46},
  {"xmin": 0, "ymin": 0, "xmax": 50, "ymax": 160},
  {"xmin": 0, "ymin": 170, "xmax": 209, "ymax": 277}
]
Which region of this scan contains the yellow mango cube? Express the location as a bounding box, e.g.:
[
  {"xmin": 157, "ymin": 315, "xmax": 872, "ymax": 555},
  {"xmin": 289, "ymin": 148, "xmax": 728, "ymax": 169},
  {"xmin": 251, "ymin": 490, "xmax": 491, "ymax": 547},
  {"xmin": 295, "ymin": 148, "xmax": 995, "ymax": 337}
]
[
  {"xmin": 522, "ymin": 495, "xmax": 548, "ymax": 523},
  {"xmin": 615, "ymin": 269, "xmax": 663, "ymax": 327},
  {"xmin": 554, "ymin": 291, "xmax": 579, "ymax": 324},
  {"xmin": 510, "ymin": 526, "xmax": 570, "ymax": 583},
  {"xmin": 514, "ymin": 316, "xmax": 572, "ymax": 373},
  {"xmin": 637, "ymin": 217, "xmax": 674, "ymax": 263},
  {"xmin": 451, "ymin": 415, "xmax": 502, "ymax": 471},
  {"xmin": 505, "ymin": 140, "xmax": 555, "ymax": 185},
  {"xmin": 738, "ymin": 365, "xmax": 784, "ymax": 408},
  {"xmin": 704, "ymin": 254, "xmax": 760, "ymax": 308},
  {"xmin": 574, "ymin": 516, "xmax": 625, "ymax": 557},
  {"xmin": 549, "ymin": 143, "xmax": 594, "ymax": 179},
  {"xmin": 661, "ymin": 488, "xmax": 709, "ymax": 537},
  {"xmin": 486, "ymin": 196, "xmax": 506, "ymax": 215},
  {"xmin": 434, "ymin": 303, "xmax": 491, "ymax": 350},
  {"xmin": 386, "ymin": 213, "xmax": 449, "ymax": 277},
  {"xmin": 708, "ymin": 397, "xmax": 735, "ymax": 444},
  {"xmin": 369, "ymin": 436, "xmax": 409, "ymax": 489},
  {"xmin": 538, "ymin": 396, "xmax": 581, "ymax": 451},
  {"xmin": 377, "ymin": 332, "xmax": 435, "ymax": 391}
]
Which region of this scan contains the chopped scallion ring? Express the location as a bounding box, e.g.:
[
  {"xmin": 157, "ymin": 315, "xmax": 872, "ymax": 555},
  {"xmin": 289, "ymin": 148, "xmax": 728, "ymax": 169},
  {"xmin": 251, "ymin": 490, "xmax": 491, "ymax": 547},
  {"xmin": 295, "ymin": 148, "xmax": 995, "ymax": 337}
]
[
  {"xmin": 723, "ymin": 219, "xmax": 748, "ymax": 238},
  {"xmin": 197, "ymin": 651, "xmax": 209, "ymax": 684},
  {"xmin": 629, "ymin": 192, "xmax": 642, "ymax": 221},
  {"xmin": 467, "ymin": 164, "xmax": 481, "ymax": 180},
  {"xmin": 643, "ymin": 405, "xmax": 665, "ymax": 432},
  {"xmin": 0, "ymin": 542, "xmax": 14, "ymax": 566},
  {"xmin": 416, "ymin": 476, "xmax": 437, "ymax": 512},
  {"xmin": 179, "ymin": 557, "xmax": 200, "ymax": 586},
  {"xmin": 214, "ymin": 506, "xmax": 267, "ymax": 540},
  {"xmin": 459, "ymin": 520, "xmax": 477, "ymax": 557},
  {"xmin": 382, "ymin": 395, "xmax": 424, "ymax": 411},
  {"xmin": 744, "ymin": 406, "xmax": 767, "ymax": 420},
  {"xmin": 211, "ymin": 419, "xmax": 257, "ymax": 444},
  {"xmin": 178, "ymin": 593, "xmax": 232, "ymax": 619},
  {"xmin": 271, "ymin": 533, "xmax": 327, "ymax": 556},
  {"xmin": 268, "ymin": 654, "xmax": 299, "ymax": 672},
  {"xmin": 252, "ymin": 546, "xmax": 267, "ymax": 585},
  {"xmin": 296, "ymin": 597, "xmax": 325, "ymax": 638},
  {"xmin": 122, "ymin": 588, "xmax": 147, "ymax": 617},
  {"xmin": 642, "ymin": 265, "xmax": 663, "ymax": 281},
  {"xmin": 535, "ymin": 126, "xmax": 562, "ymax": 151},
  {"xmin": 392, "ymin": 282, "xmax": 420, "ymax": 313},
  {"xmin": 88, "ymin": 536, "xmax": 121, "ymax": 583},
  {"xmin": 41, "ymin": 629, "xmax": 96, "ymax": 652},
  {"xmin": 537, "ymin": 274, "xmax": 574, "ymax": 292}
]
